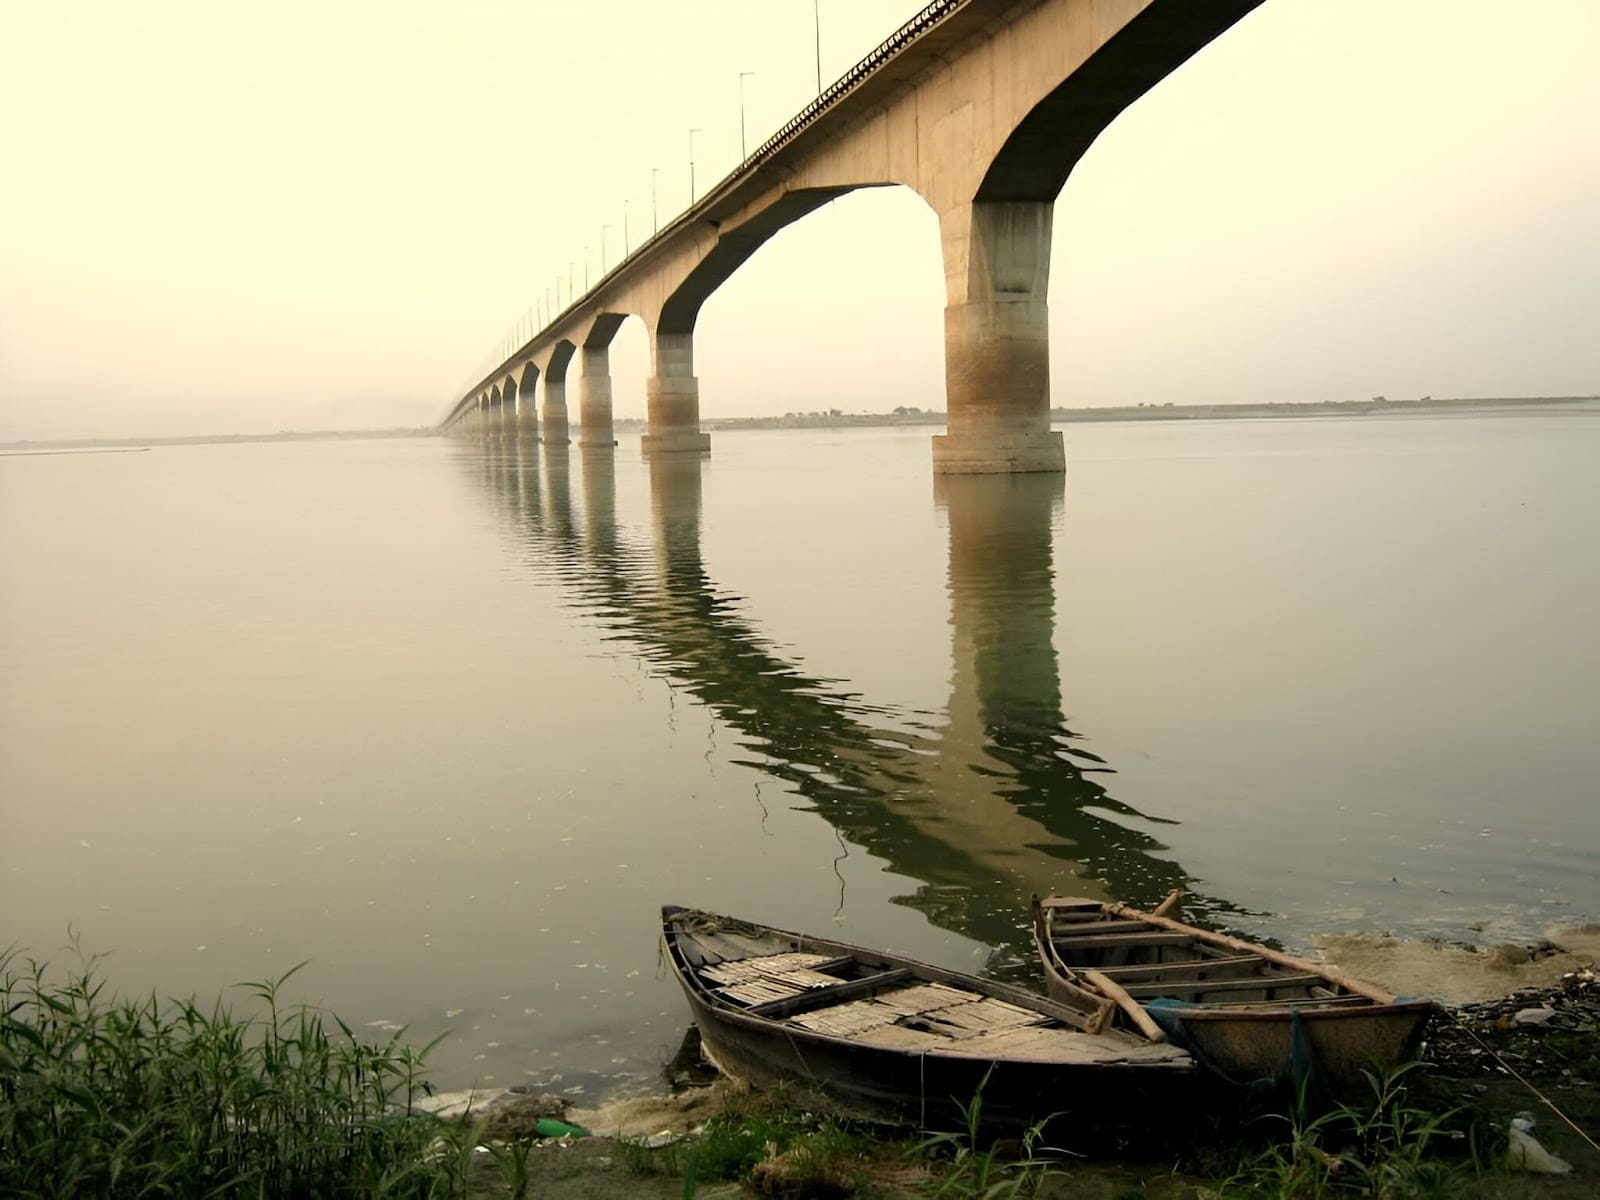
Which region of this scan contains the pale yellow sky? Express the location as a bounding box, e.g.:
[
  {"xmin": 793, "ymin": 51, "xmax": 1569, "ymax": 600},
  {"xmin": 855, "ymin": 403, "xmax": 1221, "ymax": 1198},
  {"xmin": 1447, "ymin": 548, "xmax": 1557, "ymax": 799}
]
[{"xmin": 1, "ymin": 0, "xmax": 1595, "ymax": 440}]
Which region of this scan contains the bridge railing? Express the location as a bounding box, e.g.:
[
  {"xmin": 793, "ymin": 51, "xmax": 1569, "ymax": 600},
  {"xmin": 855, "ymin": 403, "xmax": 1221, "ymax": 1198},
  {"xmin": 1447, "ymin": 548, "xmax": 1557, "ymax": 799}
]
[{"xmin": 740, "ymin": 0, "xmax": 968, "ymax": 176}]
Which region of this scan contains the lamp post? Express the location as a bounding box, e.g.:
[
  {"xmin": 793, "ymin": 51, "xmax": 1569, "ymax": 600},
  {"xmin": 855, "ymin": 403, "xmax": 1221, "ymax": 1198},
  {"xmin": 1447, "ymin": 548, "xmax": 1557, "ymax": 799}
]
[
  {"xmin": 624, "ymin": 199, "xmax": 631, "ymax": 254},
  {"xmin": 688, "ymin": 127, "xmax": 703, "ymax": 203},
  {"xmin": 651, "ymin": 167, "xmax": 660, "ymax": 233},
  {"xmin": 738, "ymin": 71, "xmax": 755, "ymax": 159},
  {"xmin": 584, "ymin": 245, "xmax": 590, "ymax": 290},
  {"xmin": 814, "ymin": 1, "xmax": 822, "ymax": 93}
]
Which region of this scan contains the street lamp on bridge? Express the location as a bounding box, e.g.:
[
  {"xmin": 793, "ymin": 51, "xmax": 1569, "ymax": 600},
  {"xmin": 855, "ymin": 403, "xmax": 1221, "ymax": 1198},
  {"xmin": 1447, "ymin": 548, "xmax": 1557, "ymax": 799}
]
[
  {"xmin": 738, "ymin": 71, "xmax": 755, "ymax": 160},
  {"xmin": 688, "ymin": 127, "xmax": 703, "ymax": 203},
  {"xmin": 814, "ymin": 1, "xmax": 823, "ymax": 93}
]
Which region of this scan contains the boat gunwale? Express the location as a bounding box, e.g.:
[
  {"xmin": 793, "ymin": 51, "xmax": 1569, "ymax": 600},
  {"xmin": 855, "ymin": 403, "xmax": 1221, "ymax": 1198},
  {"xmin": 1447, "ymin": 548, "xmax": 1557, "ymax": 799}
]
[{"xmin": 1149, "ymin": 996, "xmax": 1436, "ymax": 1023}]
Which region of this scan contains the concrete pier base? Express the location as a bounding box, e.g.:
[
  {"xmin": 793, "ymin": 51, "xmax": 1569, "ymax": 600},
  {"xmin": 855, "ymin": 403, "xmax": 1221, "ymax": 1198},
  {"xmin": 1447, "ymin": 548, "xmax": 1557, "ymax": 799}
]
[
  {"xmin": 643, "ymin": 335, "xmax": 710, "ymax": 455},
  {"xmin": 516, "ymin": 398, "xmax": 540, "ymax": 441},
  {"xmin": 935, "ymin": 296, "xmax": 1062, "ymax": 474},
  {"xmin": 542, "ymin": 379, "xmax": 570, "ymax": 446},
  {"xmin": 577, "ymin": 347, "xmax": 617, "ymax": 449},
  {"xmin": 641, "ymin": 428, "xmax": 712, "ymax": 455},
  {"xmin": 932, "ymin": 429, "xmax": 1064, "ymax": 474}
]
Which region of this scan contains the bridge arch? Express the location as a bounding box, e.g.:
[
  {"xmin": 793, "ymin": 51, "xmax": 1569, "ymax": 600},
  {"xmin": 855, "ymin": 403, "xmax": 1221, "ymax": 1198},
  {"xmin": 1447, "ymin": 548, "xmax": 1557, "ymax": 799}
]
[
  {"xmin": 539, "ymin": 339, "xmax": 577, "ymax": 446},
  {"xmin": 643, "ymin": 185, "xmax": 920, "ymax": 455},
  {"xmin": 977, "ymin": 3, "xmax": 1259, "ymax": 203},
  {"xmin": 501, "ymin": 374, "xmax": 521, "ymax": 438},
  {"xmin": 516, "ymin": 362, "xmax": 540, "ymax": 440},
  {"xmin": 570, "ymin": 311, "xmax": 647, "ymax": 448},
  {"xmin": 487, "ymin": 385, "xmax": 503, "ymax": 440},
  {"xmin": 655, "ymin": 187, "xmax": 871, "ymax": 338}
]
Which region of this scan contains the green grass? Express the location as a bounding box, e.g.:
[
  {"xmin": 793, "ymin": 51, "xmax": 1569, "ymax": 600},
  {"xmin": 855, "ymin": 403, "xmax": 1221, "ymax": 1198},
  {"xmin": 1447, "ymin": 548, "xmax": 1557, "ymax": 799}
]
[
  {"xmin": 687, "ymin": 1086, "xmax": 884, "ymax": 1186},
  {"xmin": 618, "ymin": 1084, "xmax": 917, "ymax": 1197},
  {"xmin": 912, "ymin": 1071, "xmax": 1066, "ymax": 1199},
  {"xmin": 1215, "ymin": 1062, "xmax": 1505, "ymax": 1199},
  {"xmin": 0, "ymin": 941, "xmax": 479, "ymax": 1198}
]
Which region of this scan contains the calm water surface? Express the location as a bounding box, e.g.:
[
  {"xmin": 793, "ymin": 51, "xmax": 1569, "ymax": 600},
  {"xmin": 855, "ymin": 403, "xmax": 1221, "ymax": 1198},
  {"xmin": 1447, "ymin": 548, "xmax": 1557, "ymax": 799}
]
[{"xmin": 3, "ymin": 413, "xmax": 1597, "ymax": 1096}]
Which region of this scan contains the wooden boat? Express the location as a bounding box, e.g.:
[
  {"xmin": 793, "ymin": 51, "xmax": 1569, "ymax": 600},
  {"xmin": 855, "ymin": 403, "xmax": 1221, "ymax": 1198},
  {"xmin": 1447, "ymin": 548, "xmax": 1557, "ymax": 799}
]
[
  {"xmin": 1031, "ymin": 892, "xmax": 1435, "ymax": 1095},
  {"xmin": 661, "ymin": 905, "xmax": 1194, "ymax": 1134}
]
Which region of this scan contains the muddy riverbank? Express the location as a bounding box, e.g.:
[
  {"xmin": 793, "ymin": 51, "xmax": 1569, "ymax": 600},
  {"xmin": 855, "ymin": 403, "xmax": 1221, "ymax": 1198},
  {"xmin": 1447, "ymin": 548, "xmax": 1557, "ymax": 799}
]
[{"xmin": 425, "ymin": 925, "xmax": 1600, "ymax": 1197}]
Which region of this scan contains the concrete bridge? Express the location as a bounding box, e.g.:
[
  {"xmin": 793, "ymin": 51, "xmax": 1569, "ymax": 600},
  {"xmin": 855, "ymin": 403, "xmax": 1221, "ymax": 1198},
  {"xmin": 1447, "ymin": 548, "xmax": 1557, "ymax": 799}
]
[{"xmin": 443, "ymin": 0, "xmax": 1261, "ymax": 473}]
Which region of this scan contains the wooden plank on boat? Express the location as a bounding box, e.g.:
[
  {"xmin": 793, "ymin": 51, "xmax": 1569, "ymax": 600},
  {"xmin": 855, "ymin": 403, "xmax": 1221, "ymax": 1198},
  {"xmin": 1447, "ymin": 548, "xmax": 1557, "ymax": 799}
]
[
  {"xmin": 745, "ymin": 968, "xmax": 914, "ymax": 1020},
  {"xmin": 853, "ymin": 1023, "xmax": 947, "ymax": 1051},
  {"xmin": 1092, "ymin": 954, "xmax": 1264, "ymax": 981},
  {"xmin": 711, "ymin": 967, "xmax": 848, "ymax": 996},
  {"xmin": 1121, "ymin": 972, "xmax": 1324, "ymax": 999},
  {"xmin": 716, "ymin": 978, "xmax": 807, "ymax": 1006},
  {"xmin": 918, "ymin": 998, "xmax": 1046, "ymax": 1034},
  {"xmin": 1050, "ymin": 918, "xmax": 1154, "ymax": 936},
  {"xmin": 1050, "ymin": 931, "xmax": 1195, "ymax": 951},
  {"xmin": 942, "ymin": 1025, "xmax": 1110, "ymax": 1062},
  {"xmin": 791, "ymin": 998, "xmax": 898, "ymax": 1037},
  {"xmin": 1102, "ymin": 903, "xmax": 1397, "ymax": 1004},
  {"xmin": 1192, "ymin": 994, "xmax": 1372, "ymax": 1010},
  {"xmin": 947, "ymin": 1025, "xmax": 1187, "ymax": 1064},
  {"xmin": 870, "ymin": 982, "xmax": 981, "ymax": 1016},
  {"xmin": 700, "ymin": 952, "xmax": 836, "ymax": 985}
]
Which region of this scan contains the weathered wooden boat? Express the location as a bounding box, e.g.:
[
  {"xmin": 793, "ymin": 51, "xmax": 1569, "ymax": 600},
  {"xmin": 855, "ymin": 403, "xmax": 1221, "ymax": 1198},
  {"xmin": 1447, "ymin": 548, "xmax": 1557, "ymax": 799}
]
[
  {"xmin": 1031, "ymin": 893, "xmax": 1434, "ymax": 1095},
  {"xmin": 662, "ymin": 905, "xmax": 1194, "ymax": 1134}
]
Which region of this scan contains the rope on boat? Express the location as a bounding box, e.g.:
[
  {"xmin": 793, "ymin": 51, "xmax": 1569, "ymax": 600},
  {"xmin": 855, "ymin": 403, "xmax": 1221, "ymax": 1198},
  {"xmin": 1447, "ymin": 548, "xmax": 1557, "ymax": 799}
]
[
  {"xmin": 1446, "ymin": 1008, "xmax": 1600, "ymax": 1155},
  {"xmin": 920, "ymin": 1052, "xmax": 927, "ymax": 1133}
]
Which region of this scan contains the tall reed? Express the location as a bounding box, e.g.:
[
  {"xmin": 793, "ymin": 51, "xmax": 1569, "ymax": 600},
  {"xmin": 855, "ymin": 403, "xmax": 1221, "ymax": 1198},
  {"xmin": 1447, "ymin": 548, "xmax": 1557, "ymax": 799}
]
[{"xmin": 0, "ymin": 942, "xmax": 473, "ymax": 1198}]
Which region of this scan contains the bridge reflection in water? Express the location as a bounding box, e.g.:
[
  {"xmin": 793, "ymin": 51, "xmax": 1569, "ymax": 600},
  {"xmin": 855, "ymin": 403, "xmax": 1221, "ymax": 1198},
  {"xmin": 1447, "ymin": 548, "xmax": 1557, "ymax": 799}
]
[{"xmin": 463, "ymin": 441, "xmax": 1201, "ymax": 969}]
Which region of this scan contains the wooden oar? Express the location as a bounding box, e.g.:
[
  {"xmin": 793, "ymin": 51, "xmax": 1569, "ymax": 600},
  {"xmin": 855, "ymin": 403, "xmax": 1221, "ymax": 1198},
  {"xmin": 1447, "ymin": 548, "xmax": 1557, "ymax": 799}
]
[{"xmin": 1082, "ymin": 969, "xmax": 1167, "ymax": 1043}]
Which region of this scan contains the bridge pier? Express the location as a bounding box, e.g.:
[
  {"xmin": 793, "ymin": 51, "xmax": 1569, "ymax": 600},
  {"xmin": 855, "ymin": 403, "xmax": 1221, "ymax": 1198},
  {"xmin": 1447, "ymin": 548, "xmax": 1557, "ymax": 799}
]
[
  {"xmin": 577, "ymin": 345, "xmax": 616, "ymax": 449},
  {"xmin": 643, "ymin": 332, "xmax": 711, "ymax": 456},
  {"xmin": 500, "ymin": 392, "xmax": 519, "ymax": 441},
  {"xmin": 517, "ymin": 391, "xmax": 540, "ymax": 440},
  {"xmin": 542, "ymin": 377, "xmax": 570, "ymax": 446},
  {"xmin": 517, "ymin": 367, "xmax": 541, "ymax": 440},
  {"xmin": 933, "ymin": 201, "xmax": 1063, "ymax": 475}
]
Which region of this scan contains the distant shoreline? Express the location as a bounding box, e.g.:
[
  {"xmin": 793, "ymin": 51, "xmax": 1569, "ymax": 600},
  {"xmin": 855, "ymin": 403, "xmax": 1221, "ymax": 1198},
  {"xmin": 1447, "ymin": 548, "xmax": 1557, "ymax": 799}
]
[
  {"xmin": 4, "ymin": 395, "xmax": 1595, "ymax": 451},
  {"xmin": 658, "ymin": 393, "xmax": 1600, "ymax": 432},
  {"xmin": 0, "ymin": 427, "xmax": 435, "ymax": 453}
]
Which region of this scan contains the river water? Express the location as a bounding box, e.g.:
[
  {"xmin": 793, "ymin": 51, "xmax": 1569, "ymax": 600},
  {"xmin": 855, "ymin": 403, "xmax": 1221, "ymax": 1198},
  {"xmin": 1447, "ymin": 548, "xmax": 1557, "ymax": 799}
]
[{"xmin": 3, "ymin": 412, "xmax": 1597, "ymax": 1097}]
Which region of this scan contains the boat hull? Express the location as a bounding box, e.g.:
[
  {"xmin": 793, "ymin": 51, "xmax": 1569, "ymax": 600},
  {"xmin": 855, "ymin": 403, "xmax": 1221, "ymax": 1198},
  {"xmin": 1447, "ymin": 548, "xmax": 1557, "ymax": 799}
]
[
  {"xmin": 663, "ymin": 906, "xmax": 1196, "ymax": 1138},
  {"xmin": 681, "ymin": 981, "xmax": 1193, "ymax": 1135},
  {"xmin": 1032, "ymin": 896, "xmax": 1435, "ymax": 1096},
  {"xmin": 1167, "ymin": 1002, "xmax": 1431, "ymax": 1093}
]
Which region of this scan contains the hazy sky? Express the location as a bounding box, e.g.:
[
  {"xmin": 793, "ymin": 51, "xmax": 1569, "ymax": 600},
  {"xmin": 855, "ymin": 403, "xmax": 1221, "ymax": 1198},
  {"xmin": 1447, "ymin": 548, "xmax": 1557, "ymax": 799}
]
[{"xmin": 1, "ymin": 0, "xmax": 1595, "ymax": 440}]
